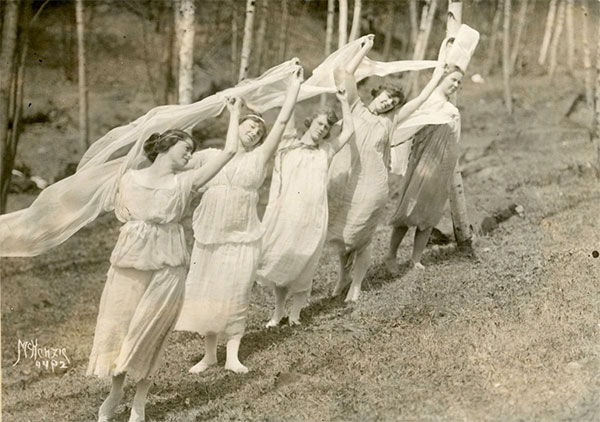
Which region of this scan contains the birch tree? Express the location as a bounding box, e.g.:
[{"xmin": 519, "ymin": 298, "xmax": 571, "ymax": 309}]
[
  {"xmin": 231, "ymin": 1, "xmax": 239, "ymax": 82},
  {"xmin": 510, "ymin": 0, "xmax": 529, "ymax": 74},
  {"xmin": 255, "ymin": 0, "xmax": 268, "ymax": 75},
  {"xmin": 75, "ymin": 0, "xmax": 89, "ymax": 149},
  {"xmin": 595, "ymin": 3, "xmax": 600, "ymax": 169},
  {"xmin": 338, "ymin": 0, "xmax": 348, "ymax": 47},
  {"xmin": 348, "ymin": 0, "xmax": 362, "ymax": 42},
  {"xmin": 409, "ymin": 0, "xmax": 418, "ymax": 53},
  {"xmin": 178, "ymin": 0, "xmax": 195, "ymax": 105},
  {"xmin": 502, "ymin": 0, "xmax": 512, "ymax": 113},
  {"xmin": 484, "ymin": 0, "xmax": 503, "ymax": 75},
  {"xmin": 582, "ymin": 0, "xmax": 593, "ymax": 109},
  {"xmin": 0, "ymin": 0, "xmax": 21, "ymax": 213},
  {"xmin": 279, "ymin": 0, "xmax": 289, "ymax": 61},
  {"xmin": 548, "ymin": 0, "xmax": 566, "ymax": 79},
  {"xmin": 565, "ymin": 0, "xmax": 574, "ymax": 75},
  {"xmin": 539, "ymin": 0, "xmax": 557, "ymax": 65},
  {"xmin": 383, "ymin": 1, "xmax": 395, "ymax": 61},
  {"xmin": 407, "ymin": 0, "xmax": 438, "ymax": 96},
  {"xmin": 321, "ymin": 0, "xmax": 335, "ymax": 107},
  {"xmin": 238, "ymin": 0, "xmax": 256, "ymax": 82}
]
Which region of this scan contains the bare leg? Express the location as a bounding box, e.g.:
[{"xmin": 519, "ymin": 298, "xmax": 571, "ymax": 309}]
[
  {"xmin": 224, "ymin": 336, "xmax": 248, "ymax": 373},
  {"xmin": 384, "ymin": 225, "xmax": 409, "ymax": 274},
  {"xmin": 128, "ymin": 378, "xmax": 152, "ymax": 422},
  {"xmin": 412, "ymin": 227, "xmax": 433, "ymax": 269},
  {"xmin": 266, "ymin": 286, "xmax": 288, "ymax": 327},
  {"xmin": 345, "ymin": 243, "xmax": 372, "ymax": 303},
  {"xmin": 288, "ymin": 290, "xmax": 310, "ymax": 326},
  {"xmin": 98, "ymin": 373, "xmax": 125, "ymax": 422},
  {"xmin": 189, "ymin": 334, "xmax": 217, "ymax": 373},
  {"xmin": 332, "ymin": 250, "xmax": 351, "ymax": 296}
]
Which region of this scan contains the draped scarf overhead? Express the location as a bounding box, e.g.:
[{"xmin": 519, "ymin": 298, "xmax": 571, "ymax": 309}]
[{"xmin": 1, "ymin": 28, "xmax": 481, "ymax": 257}]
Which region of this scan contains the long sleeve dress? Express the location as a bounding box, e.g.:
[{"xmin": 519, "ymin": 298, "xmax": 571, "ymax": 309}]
[
  {"xmin": 327, "ymin": 100, "xmax": 393, "ymax": 256},
  {"xmin": 389, "ymin": 97, "xmax": 461, "ymax": 230},
  {"xmin": 175, "ymin": 148, "xmax": 266, "ymax": 339},
  {"xmin": 87, "ymin": 170, "xmax": 195, "ymax": 381},
  {"xmin": 257, "ymin": 135, "xmax": 331, "ymax": 295}
]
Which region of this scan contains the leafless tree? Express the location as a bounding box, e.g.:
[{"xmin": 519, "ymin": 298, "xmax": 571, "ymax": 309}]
[
  {"xmin": 178, "ymin": 0, "xmax": 195, "ymax": 104},
  {"xmin": 548, "ymin": 0, "xmax": 565, "ymax": 79},
  {"xmin": 238, "ymin": 0, "xmax": 256, "ymax": 81},
  {"xmin": 338, "ymin": 0, "xmax": 348, "ymax": 47},
  {"xmin": 484, "ymin": 0, "xmax": 503, "ymax": 75},
  {"xmin": 502, "ymin": 0, "xmax": 512, "ymax": 113},
  {"xmin": 510, "ymin": 0, "xmax": 529, "ymax": 74},
  {"xmin": 349, "ymin": 0, "xmax": 362, "ymax": 42},
  {"xmin": 255, "ymin": 0, "xmax": 269, "ymax": 75},
  {"xmin": 539, "ymin": 0, "xmax": 557, "ymax": 65},
  {"xmin": 75, "ymin": 0, "xmax": 89, "ymax": 149}
]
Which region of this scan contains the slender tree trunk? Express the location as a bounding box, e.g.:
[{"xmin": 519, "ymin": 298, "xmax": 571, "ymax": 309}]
[
  {"xmin": 231, "ymin": 1, "xmax": 239, "ymax": 82},
  {"xmin": 178, "ymin": 0, "xmax": 195, "ymax": 104},
  {"xmin": 582, "ymin": 0, "xmax": 593, "ymax": 109},
  {"xmin": 539, "ymin": 0, "xmax": 557, "ymax": 65},
  {"xmin": 383, "ymin": 1, "xmax": 395, "ymax": 61},
  {"xmin": 348, "ymin": 0, "xmax": 362, "ymax": 42},
  {"xmin": 409, "ymin": 0, "xmax": 418, "ymax": 53},
  {"xmin": 510, "ymin": 0, "xmax": 529, "ymax": 74},
  {"xmin": 445, "ymin": 0, "xmax": 472, "ymax": 249},
  {"xmin": 321, "ymin": 0, "xmax": 335, "ymax": 107},
  {"xmin": 548, "ymin": 0, "xmax": 566, "ymax": 79},
  {"xmin": 75, "ymin": 0, "xmax": 89, "ymax": 149},
  {"xmin": 238, "ymin": 0, "xmax": 256, "ymax": 82},
  {"xmin": 163, "ymin": 1, "xmax": 176, "ymax": 104},
  {"xmin": 565, "ymin": 0, "xmax": 574, "ymax": 75},
  {"xmin": 484, "ymin": 0, "xmax": 503, "ymax": 75},
  {"xmin": 595, "ymin": 6, "xmax": 600, "ymax": 169},
  {"xmin": 255, "ymin": 0, "xmax": 268, "ymax": 75},
  {"xmin": 338, "ymin": 0, "xmax": 348, "ymax": 47},
  {"xmin": 0, "ymin": 0, "xmax": 20, "ymax": 213},
  {"xmin": 279, "ymin": 0, "xmax": 289, "ymax": 61},
  {"xmin": 408, "ymin": 0, "xmax": 438, "ymax": 96},
  {"xmin": 502, "ymin": 0, "xmax": 512, "ymax": 113}
]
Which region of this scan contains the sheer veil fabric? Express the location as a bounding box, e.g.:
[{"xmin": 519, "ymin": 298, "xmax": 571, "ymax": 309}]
[{"xmin": 1, "ymin": 30, "xmax": 482, "ymax": 257}]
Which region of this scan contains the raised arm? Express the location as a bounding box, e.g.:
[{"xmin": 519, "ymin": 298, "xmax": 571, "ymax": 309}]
[
  {"xmin": 343, "ymin": 35, "xmax": 374, "ymax": 105},
  {"xmin": 328, "ymin": 87, "xmax": 354, "ymax": 155},
  {"xmin": 393, "ymin": 62, "xmax": 446, "ymax": 124},
  {"xmin": 191, "ymin": 97, "xmax": 240, "ymax": 189},
  {"xmin": 257, "ymin": 65, "xmax": 303, "ymax": 162}
]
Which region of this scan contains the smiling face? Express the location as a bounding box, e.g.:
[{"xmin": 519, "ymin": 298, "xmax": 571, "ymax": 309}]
[
  {"xmin": 308, "ymin": 114, "xmax": 332, "ymax": 143},
  {"xmin": 166, "ymin": 139, "xmax": 194, "ymax": 170},
  {"xmin": 369, "ymin": 91, "xmax": 401, "ymax": 115},
  {"xmin": 439, "ymin": 70, "xmax": 464, "ymax": 97},
  {"xmin": 239, "ymin": 118, "xmax": 266, "ymax": 150}
]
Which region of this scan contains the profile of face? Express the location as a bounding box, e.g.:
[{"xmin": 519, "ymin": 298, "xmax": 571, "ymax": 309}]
[
  {"xmin": 308, "ymin": 114, "xmax": 332, "ymax": 143},
  {"xmin": 440, "ymin": 71, "xmax": 463, "ymax": 97},
  {"xmin": 238, "ymin": 118, "xmax": 265, "ymax": 150},
  {"xmin": 369, "ymin": 91, "xmax": 401, "ymax": 115},
  {"xmin": 166, "ymin": 139, "xmax": 194, "ymax": 170}
]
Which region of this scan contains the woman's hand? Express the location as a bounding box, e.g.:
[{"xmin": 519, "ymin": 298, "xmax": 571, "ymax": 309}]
[
  {"xmin": 291, "ymin": 65, "xmax": 304, "ymax": 86},
  {"xmin": 226, "ymin": 96, "xmax": 242, "ymax": 113},
  {"xmin": 361, "ymin": 34, "xmax": 375, "ymax": 49}
]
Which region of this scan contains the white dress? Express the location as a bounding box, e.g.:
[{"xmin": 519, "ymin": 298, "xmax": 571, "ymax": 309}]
[
  {"xmin": 87, "ymin": 170, "xmax": 194, "ymax": 381},
  {"xmin": 176, "ymin": 148, "xmax": 266, "ymax": 339},
  {"xmin": 257, "ymin": 136, "xmax": 331, "ymax": 294}
]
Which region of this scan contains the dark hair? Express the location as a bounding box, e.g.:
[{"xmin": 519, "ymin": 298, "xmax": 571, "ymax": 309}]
[
  {"xmin": 444, "ymin": 65, "xmax": 465, "ymax": 77},
  {"xmin": 239, "ymin": 112, "xmax": 267, "ymax": 145},
  {"xmin": 304, "ymin": 109, "xmax": 338, "ymax": 139},
  {"xmin": 143, "ymin": 129, "xmax": 196, "ymax": 162},
  {"xmin": 370, "ymin": 84, "xmax": 406, "ymax": 107}
]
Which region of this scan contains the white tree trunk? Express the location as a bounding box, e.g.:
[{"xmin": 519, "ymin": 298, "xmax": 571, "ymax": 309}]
[
  {"xmin": 502, "ymin": 0, "xmax": 512, "ymax": 114},
  {"xmin": 321, "ymin": 0, "xmax": 336, "ymax": 107},
  {"xmin": 178, "ymin": 0, "xmax": 195, "ymax": 105},
  {"xmin": 539, "ymin": 0, "xmax": 557, "ymax": 65},
  {"xmin": 548, "ymin": 0, "xmax": 566, "ymax": 78},
  {"xmin": 338, "ymin": 0, "xmax": 348, "ymax": 48},
  {"xmin": 238, "ymin": 0, "xmax": 256, "ymax": 82},
  {"xmin": 383, "ymin": 2, "xmax": 395, "ymax": 61},
  {"xmin": 76, "ymin": 0, "xmax": 89, "ymax": 149},
  {"xmin": 595, "ymin": 4, "xmax": 600, "ymax": 169},
  {"xmin": 255, "ymin": 0, "xmax": 269, "ymax": 75},
  {"xmin": 565, "ymin": 0, "xmax": 574, "ymax": 74},
  {"xmin": 408, "ymin": 0, "xmax": 438, "ymax": 96},
  {"xmin": 485, "ymin": 0, "xmax": 504, "ymax": 75},
  {"xmin": 348, "ymin": 0, "xmax": 362, "ymax": 42},
  {"xmin": 582, "ymin": 0, "xmax": 593, "ymax": 109},
  {"xmin": 409, "ymin": 0, "xmax": 419, "ymax": 52},
  {"xmin": 510, "ymin": 0, "xmax": 529, "ymax": 73},
  {"xmin": 279, "ymin": 0, "xmax": 289, "ymax": 60}
]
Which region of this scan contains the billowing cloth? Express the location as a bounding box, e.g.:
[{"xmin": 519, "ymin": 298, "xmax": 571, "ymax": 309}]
[
  {"xmin": 175, "ymin": 148, "xmax": 266, "ymax": 338},
  {"xmin": 257, "ymin": 135, "xmax": 330, "ymax": 294},
  {"xmin": 87, "ymin": 170, "xmax": 195, "ymax": 381},
  {"xmin": 328, "ymin": 100, "xmax": 391, "ymax": 253},
  {"xmin": 389, "ymin": 93, "xmax": 461, "ymax": 230},
  {"xmin": 0, "ymin": 35, "xmax": 439, "ymax": 257}
]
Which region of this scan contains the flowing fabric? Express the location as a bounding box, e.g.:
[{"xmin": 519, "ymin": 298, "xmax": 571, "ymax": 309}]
[{"xmin": 0, "ymin": 34, "xmax": 442, "ymax": 257}]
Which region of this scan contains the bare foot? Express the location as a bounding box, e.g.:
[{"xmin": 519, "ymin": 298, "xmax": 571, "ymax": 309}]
[
  {"xmin": 383, "ymin": 255, "xmax": 400, "ymax": 275},
  {"xmin": 188, "ymin": 357, "xmax": 217, "ymax": 374},
  {"xmin": 98, "ymin": 390, "xmax": 123, "ymax": 422},
  {"xmin": 344, "ymin": 285, "xmax": 361, "ymax": 303},
  {"xmin": 288, "ymin": 318, "xmax": 301, "ymax": 326},
  {"xmin": 332, "ymin": 277, "xmax": 351, "ymax": 297},
  {"xmin": 128, "ymin": 406, "xmax": 144, "ymax": 422},
  {"xmin": 266, "ymin": 318, "xmax": 282, "ymax": 328},
  {"xmin": 412, "ymin": 261, "xmax": 425, "ymax": 270},
  {"xmin": 225, "ymin": 360, "xmax": 249, "ymax": 374}
]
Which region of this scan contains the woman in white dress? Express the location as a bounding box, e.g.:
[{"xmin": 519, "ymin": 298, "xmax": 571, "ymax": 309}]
[
  {"xmin": 257, "ymin": 87, "xmax": 354, "ymax": 327},
  {"xmin": 328, "ymin": 36, "xmax": 445, "ymax": 302},
  {"xmin": 91, "ymin": 99, "xmax": 239, "ymax": 422},
  {"xmin": 176, "ymin": 66, "xmax": 304, "ymax": 374}
]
